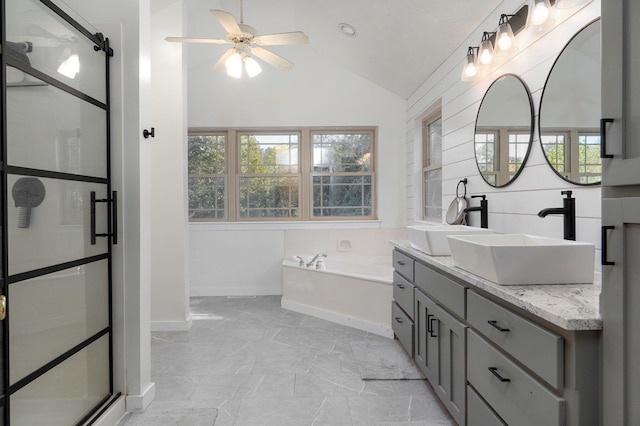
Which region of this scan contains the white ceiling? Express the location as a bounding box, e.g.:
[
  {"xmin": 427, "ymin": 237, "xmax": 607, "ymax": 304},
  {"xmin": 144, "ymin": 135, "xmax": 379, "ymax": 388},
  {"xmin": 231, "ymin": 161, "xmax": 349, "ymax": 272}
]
[{"xmin": 183, "ymin": 0, "xmax": 503, "ymax": 98}]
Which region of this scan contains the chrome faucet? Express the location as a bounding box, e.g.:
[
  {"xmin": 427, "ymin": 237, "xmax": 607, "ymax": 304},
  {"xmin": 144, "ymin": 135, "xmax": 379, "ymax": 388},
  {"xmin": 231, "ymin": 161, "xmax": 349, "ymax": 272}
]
[
  {"xmin": 537, "ymin": 190, "xmax": 576, "ymax": 240},
  {"xmin": 465, "ymin": 195, "xmax": 489, "ymax": 228},
  {"xmin": 306, "ymin": 253, "xmax": 327, "ymax": 267}
]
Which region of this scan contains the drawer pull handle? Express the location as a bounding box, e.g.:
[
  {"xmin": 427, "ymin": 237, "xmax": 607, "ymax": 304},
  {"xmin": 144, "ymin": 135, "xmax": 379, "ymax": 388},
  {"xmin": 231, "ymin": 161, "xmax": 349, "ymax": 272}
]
[
  {"xmin": 602, "ymin": 225, "xmax": 615, "ymax": 266},
  {"xmin": 488, "ymin": 367, "xmax": 511, "ymax": 383},
  {"xmin": 395, "ymin": 317, "xmax": 403, "ymax": 324},
  {"xmin": 396, "ymin": 284, "xmax": 406, "ymax": 289},
  {"xmin": 428, "ymin": 316, "xmax": 438, "ymax": 337},
  {"xmin": 600, "ymin": 118, "xmax": 614, "ymax": 159},
  {"xmin": 396, "ymin": 260, "xmax": 406, "ymax": 266},
  {"xmin": 488, "ymin": 320, "xmax": 510, "ymax": 332}
]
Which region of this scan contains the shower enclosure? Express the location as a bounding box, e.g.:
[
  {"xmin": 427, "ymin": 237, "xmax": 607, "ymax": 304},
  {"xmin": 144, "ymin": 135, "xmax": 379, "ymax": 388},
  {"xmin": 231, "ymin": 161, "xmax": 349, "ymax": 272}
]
[{"xmin": 2, "ymin": 0, "xmax": 116, "ymax": 423}]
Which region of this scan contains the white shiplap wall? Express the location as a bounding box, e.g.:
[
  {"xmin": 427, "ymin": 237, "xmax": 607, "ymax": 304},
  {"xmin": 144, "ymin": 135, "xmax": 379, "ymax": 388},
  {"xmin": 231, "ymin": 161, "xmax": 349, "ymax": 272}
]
[{"xmin": 406, "ymin": 0, "xmax": 602, "ymax": 259}]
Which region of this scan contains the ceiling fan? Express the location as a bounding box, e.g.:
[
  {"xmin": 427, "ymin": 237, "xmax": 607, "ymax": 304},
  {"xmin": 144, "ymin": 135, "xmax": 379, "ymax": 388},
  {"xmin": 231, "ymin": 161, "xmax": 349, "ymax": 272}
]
[{"xmin": 165, "ymin": 1, "xmax": 308, "ymax": 78}]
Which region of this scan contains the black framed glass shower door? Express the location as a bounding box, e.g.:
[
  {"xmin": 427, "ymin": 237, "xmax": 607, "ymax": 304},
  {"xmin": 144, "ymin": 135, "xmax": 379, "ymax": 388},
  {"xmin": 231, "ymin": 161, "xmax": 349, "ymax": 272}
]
[{"xmin": 2, "ymin": 0, "xmax": 115, "ymax": 423}]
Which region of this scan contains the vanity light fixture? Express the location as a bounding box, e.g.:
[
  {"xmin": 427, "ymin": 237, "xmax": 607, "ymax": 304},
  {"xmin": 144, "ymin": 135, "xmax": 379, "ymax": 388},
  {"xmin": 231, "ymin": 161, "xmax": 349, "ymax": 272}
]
[
  {"xmin": 461, "ymin": 4, "xmax": 529, "ymax": 81},
  {"xmin": 478, "ymin": 32, "xmax": 495, "ymax": 65},
  {"xmin": 527, "ymin": 0, "xmax": 556, "ymax": 32},
  {"xmin": 461, "ymin": 46, "xmax": 479, "ymax": 81}
]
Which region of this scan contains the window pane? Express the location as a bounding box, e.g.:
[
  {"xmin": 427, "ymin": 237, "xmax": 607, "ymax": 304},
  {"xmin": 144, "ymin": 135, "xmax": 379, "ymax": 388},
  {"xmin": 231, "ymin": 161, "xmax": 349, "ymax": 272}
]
[
  {"xmin": 239, "ymin": 176, "xmax": 299, "ymax": 218},
  {"xmin": 475, "ymin": 132, "xmax": 496, "ymax": 171},
  {"xmin": 188, "ymin": 177, "xmax": 225, "ymax": 219},
  {"xmin": 542, "ymin": 133, "xmax": 567, "ymax": 173},
  {"xmin": 427, "ymin": 118, "xmax": 442, "ymax": 167},
  {"xmin": 312, "ymin": 175, "xmax": 372, "ymax": 217},
  {"xmin": 578, "ymin": 134, "xmax": 601, "ymax": 178},
  {"xmin": 240, "ymin": 134, "xmax": 299, "ymax": 174},
  {"xmin": 188, "ymin": 135, "xmax": 225, "ymax": 174},
  {"xmin": 424, "ymin": 168, "xmax": 442, "ymax": 218},
  {"xmin": 312, "ymin": 133, "xmax": 372, "ymax": 172}
]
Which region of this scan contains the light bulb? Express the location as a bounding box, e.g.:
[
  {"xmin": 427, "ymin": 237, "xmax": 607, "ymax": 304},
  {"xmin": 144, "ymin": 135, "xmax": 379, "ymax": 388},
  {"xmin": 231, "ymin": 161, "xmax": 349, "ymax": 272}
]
[
  {"xmin": 497, "ymin": 30, "xmax": 512, "ymax": 50},
  {"xmin": 225, "ymin": 52, "xmax": 243, "ymax": 78},
  {"xmin": 465, "ymin": 62, "xmax": 477, "ymax": 77},
  {"xmin": 479, "ymin": 40, "xmax": 493, "ymax": 65},
  {"xmin": 244, "ymin": 56, "xmax": 262, "ymax": 78},
  {"xmin": 531, "ymin": 1, "xmax": 550, "ymax": 25}
]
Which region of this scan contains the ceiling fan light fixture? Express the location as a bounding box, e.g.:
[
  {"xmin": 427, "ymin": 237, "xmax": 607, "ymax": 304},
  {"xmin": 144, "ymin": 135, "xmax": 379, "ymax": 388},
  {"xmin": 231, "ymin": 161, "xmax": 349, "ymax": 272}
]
[
  {"xmin": 225, "ymin": 51, "xmax": 243, "ymax": 78},
  {"xmin": 244, "ymin": 56, "xmax": 262, "ymax": 77}
]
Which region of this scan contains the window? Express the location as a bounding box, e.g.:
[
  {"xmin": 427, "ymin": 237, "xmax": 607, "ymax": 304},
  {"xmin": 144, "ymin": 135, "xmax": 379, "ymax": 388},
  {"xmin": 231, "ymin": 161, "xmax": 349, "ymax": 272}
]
[
  {"xmin": 188, "ymin": 128, "xmax": 376, "ymax": 221},
  {"xmin": 423, "ymin": 113, "xmax": 442, "ymax": 219},
  {"xmin": 475, "ymin": 127, "xmax": 530, "ymax": 186},
  {"xmin": 541, "ymin": 129, "xmax": 601, "ymax": 184}
]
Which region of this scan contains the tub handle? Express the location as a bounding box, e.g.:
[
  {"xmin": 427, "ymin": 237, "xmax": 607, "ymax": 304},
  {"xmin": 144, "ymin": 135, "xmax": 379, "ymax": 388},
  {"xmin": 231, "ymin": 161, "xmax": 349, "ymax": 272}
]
[{"xmin": 394, "ymin": 317, "xmax": 403, "ymax": 324}]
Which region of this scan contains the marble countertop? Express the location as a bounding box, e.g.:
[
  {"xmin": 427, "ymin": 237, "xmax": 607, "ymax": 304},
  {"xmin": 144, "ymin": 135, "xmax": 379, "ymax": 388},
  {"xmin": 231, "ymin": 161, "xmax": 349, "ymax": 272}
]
[{"xmin": 391, "ymin": 240, "xmax": 602, "ymax": 331}]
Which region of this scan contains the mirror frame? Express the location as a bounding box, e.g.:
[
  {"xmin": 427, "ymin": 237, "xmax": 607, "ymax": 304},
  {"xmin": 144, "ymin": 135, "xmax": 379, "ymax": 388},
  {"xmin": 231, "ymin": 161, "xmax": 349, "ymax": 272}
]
[
  {"xmin": 538, "ymin": 18, "xmax": 601, "ymax": 187},
  {"xmin": 474, "ymin": 73, "xmax": 535, "ymax": 188}
]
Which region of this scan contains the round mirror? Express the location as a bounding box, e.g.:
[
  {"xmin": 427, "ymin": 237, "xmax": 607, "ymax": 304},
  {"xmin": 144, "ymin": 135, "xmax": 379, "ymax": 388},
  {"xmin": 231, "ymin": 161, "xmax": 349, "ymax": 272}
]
[
  {"xmin": 539, "ymin": 19, "xmax": 601, "ymax": 185},
  {"xmin": 474, "ymin": 74, "xmax": 534, "ymax": 187}
]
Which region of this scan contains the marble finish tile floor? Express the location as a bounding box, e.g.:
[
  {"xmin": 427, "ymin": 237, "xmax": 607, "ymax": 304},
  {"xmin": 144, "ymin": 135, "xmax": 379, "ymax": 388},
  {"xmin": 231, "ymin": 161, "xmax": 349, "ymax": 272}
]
[{"xmin": 142, "ymin": 296, "xmax": 455, "ymax": 426}]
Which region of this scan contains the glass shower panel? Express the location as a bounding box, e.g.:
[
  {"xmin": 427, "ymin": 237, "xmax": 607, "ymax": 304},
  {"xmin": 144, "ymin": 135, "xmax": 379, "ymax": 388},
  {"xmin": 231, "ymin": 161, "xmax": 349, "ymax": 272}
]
[
  {"xmin": 6, "ymin": 67, "xmax": 107, "ymax": 178},
  {"xmin": 8, "ymin": 260, "xmax": 108, "ymax": 384},
  {"xmin": 5, "ymin": 0, "xmax": 107, "ymax": 103},
  {"xmin": 9, "ymin": 336, "xmax": 110, "ymax": 425},
  {"xmin": 7, "ymin": 176, "xmax": 108, "ymax": 276}
]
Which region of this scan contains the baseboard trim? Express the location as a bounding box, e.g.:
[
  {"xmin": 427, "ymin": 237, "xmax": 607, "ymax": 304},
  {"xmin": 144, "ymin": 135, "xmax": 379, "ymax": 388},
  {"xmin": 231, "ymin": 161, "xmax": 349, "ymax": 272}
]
[
  {"xmin": 281, "ymin": 298, "xmax": 393, "ymax": 338},
  {"xmin": 89, "ymin": 394, "xmax": 126, "ymax": 426},
  {"xmin": 190, "ymin": 287, "xmax": 282, "ymax": 297},
  {"xmin": 150, "ymin": 316, "xmax": 193, "ymax": 331},
  {"xmin": 125, "ymin": 382, "xmax": 156, "ymax": 412}
]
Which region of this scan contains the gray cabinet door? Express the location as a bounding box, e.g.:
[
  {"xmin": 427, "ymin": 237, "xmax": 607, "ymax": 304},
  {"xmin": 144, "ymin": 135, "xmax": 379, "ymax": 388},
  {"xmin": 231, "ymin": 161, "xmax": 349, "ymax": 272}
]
[
  {"xmin": 601, "ymin": 197, "xmax": 640, "ymax": 424},
  {"xmin": 414, "ymin": 289, "xmax": 439, "ymax": 383},
  {"xmin": 432, "ymin": 303, "xmax": 467, "ymax": 426},
  {"xmin": 601, "ymin": 0, "xmax": 640, "ymax": 185}
]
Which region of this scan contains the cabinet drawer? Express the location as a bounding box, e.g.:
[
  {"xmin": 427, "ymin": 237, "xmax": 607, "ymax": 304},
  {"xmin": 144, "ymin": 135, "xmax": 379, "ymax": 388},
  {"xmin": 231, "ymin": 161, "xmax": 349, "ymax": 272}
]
[
  {"xmin": 467, "ymin": 291, "xmax": 564, "ymax": 390},
  {"xmin": 392, "ymin": 302, "xmax": 414, "ymax": 356},
  {"xmin": 467, "ymin": 385, "xmax": 506, "ymax": 426},
  {"xmin": 468, "ymin": 330, "xmax": 565, "ymax": 426},
  {"xmin": 415, "ymin": 262, "xmax": 465, "ymax": 319},
  {"xmin": 393, "ymin": 250, "xmax": 414, "ymax": 282},
  {"xmin": 393, "ymin": 272, "xmax": 414, "ymax": 319}
]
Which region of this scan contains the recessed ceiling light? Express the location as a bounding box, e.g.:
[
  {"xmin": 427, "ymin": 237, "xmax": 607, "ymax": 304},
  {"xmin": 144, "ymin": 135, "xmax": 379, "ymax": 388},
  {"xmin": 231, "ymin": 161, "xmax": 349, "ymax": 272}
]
[{"xmin": 338, "ymin": 23, "xmax": 357, "ymax": 37}]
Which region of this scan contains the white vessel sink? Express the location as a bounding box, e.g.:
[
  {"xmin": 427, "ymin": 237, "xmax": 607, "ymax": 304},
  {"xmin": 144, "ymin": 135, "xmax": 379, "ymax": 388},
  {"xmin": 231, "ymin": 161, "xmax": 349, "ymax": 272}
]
[
  {"xmin": 447, "ymin": 234, "xmax": 595, "ymax": 285},
  {"xmin": 406, "ymin": 225, "xmax": 494, "ymax": 256}
]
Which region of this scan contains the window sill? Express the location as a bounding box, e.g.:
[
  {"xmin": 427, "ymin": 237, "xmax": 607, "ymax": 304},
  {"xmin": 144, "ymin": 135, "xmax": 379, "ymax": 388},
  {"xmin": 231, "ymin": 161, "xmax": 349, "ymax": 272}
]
[{"xmin": 189, "ymin": 220, "xmax": 382, "ymax": 231}]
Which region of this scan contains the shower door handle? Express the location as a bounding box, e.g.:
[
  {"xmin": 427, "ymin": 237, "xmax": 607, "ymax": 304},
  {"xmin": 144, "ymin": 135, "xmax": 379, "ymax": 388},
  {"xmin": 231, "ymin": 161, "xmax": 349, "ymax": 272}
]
[{"xmin": 91, "ymin": 191, "xmax": 118, "ymax": 245}]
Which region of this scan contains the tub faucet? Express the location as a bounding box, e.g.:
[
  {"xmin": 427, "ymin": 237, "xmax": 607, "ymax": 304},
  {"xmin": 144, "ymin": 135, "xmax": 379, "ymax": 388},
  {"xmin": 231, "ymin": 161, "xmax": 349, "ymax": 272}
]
[
  {"xmin": 294, "ymin": 256, "xmax": 305, "ymax": 267},
  {"xmin": 464, "ymin": 195, "xmax": 488, "ymax": 228},
  {"xmin": 307, "ymin": 253, "xmax": 327, "ymax": 267},
  {"xmin": 537, "ymin": 190, "xmax": 576, "ymax": 240}
]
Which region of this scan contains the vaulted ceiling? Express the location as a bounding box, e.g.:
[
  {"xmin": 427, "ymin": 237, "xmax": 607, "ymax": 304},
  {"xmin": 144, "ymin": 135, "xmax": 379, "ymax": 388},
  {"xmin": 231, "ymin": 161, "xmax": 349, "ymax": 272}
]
[{"xmin": 183, "ymin": 0, "xmax": 502, "ymax": 98}]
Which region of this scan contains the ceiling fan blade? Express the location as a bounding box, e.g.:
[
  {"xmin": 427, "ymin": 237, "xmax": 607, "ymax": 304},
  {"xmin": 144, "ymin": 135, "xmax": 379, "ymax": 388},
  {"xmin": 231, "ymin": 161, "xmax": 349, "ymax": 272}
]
[
  {"xmin": 251, "ymin": 46, "xmax": 294, "ymax": 71},
  {"xmin": 210, "ymin": 10, "xmax": 242, "ymax": 35},
  {"xmin": 253, "ymin": 31, "xmax": 309, "ymax": 46},
  {"xmin": 213, "ymin": 49, "xmax": 235, "ymax": 70},
  {"xmin": 165, "ymin": 37, "xmax": 229, "ymax": 44}
]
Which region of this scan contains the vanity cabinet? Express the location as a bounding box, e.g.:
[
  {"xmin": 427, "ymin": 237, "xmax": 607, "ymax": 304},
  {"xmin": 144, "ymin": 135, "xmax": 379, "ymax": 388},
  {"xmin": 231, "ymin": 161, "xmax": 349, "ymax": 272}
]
[
  {"xmin": 601, "ymin": 0, "xmax": 640, "ymax": 186},
  {"xmin": 414, "ymin": 263, "xmax": 467, "ymax": 426},
  {"xmin": 391, "ymin": 251, "xmax": 415, "ymax": 356},
  {"xmin": 391, "ymin": 246, "xmax": 600, "ymax": 426}
]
